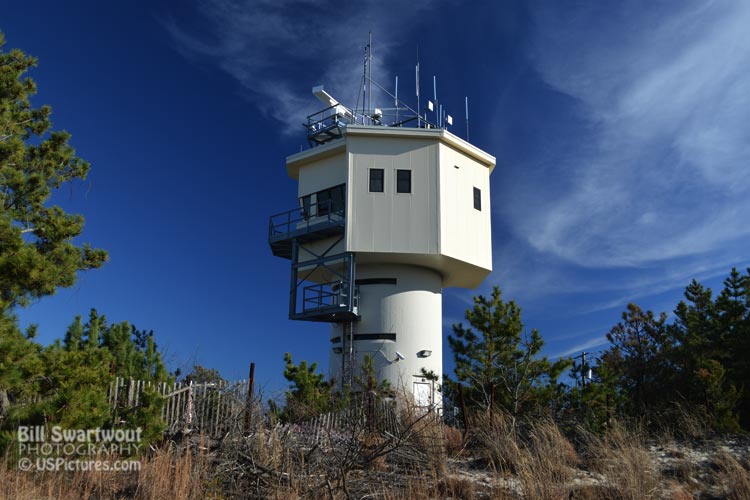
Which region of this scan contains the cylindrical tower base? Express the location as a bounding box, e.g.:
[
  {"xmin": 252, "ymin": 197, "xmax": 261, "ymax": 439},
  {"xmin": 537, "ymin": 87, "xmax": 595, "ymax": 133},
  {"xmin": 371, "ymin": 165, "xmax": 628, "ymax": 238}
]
[{"xmin": 329, "ymin": 264, "xmax": 442, "ymax": 409}]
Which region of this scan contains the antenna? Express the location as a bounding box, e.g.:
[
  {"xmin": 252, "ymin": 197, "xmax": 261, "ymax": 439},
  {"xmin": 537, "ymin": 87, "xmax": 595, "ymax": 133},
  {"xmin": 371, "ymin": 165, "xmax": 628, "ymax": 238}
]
[
  {"xmin": 312, "ymin": 86, "xmax": 353, "ymax": 121},
  {"xmin": 359, "ymin": 43, "xmax": 367, "ymax": 123},
  {"xmin": 433, "ymin": 75, "xmax": 438, "ymax": 127},
  {"xmin": 307, "ymin": 39, "xmax": 474, "ymax": 136},
  {"xmin": 415, "ymin": 46, "xmax": 421, "ymax": 128},
  {"xmin": 465, "ymin": 96, "xmax": 470, "ymax": 141},
  {"xmin": 574, "ymin": 351, "xmax": 590, "ymax": 388},
  {"xmin": 395, "ymin": 75, "xmax": 399, "ymax": 123},
  {"xmin": 313, "ymin": 86, "xmax": 339, "ymax": 107},
  {"xmin": 368, "ymin": 32, "xmax": 372, "ymax": 115}
]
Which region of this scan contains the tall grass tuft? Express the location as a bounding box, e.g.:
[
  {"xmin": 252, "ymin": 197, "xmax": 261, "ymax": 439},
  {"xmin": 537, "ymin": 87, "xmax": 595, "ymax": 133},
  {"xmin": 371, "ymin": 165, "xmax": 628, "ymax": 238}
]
[
  {"xmin": 580, "ymin": 422, "xmax": 660, "ymax": 500},
  {"xmin": 1, "ymin": 441, "xmax": 210, "ymax": 500},
  {"xmin": 714, "ymin": 452, "xmax": 750, "ymax": 500},
  {"xmin": 516, "ymin": 419, "xmax": 577, "ymax": 500},
  {"xmin": 470, "ymin": 410, "xmax": 521, "ymax": 473}
]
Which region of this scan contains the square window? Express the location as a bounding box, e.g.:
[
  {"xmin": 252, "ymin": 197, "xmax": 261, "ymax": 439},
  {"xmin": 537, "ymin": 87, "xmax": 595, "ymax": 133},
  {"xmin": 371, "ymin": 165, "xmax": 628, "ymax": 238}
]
[
  {"xmin": 369, "ymin": 169, "xmax": 384, "ymax": 192},
  {"xmin": 473, "ymin": 187, "xmax": 481, "ymax": 211},
  {"xmin": 396, "ymin": 169, "xmax": 411, "ymax": 193}
]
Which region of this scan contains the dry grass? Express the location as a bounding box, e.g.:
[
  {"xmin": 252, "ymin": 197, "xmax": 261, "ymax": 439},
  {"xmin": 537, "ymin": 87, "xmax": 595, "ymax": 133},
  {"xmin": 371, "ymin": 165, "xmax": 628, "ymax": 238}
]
[
  {"xmin": 470, "ymin": 410, "xmax": 521, "ymax": 473},
  {"xmin": 1, "ymin": 439, "xmax": 211, "ymax": 500},
  {"xmin": 657, "ymin": 401, "xmax": 713, "ymax": 441},
  {"xmin": 443, "ymin": 425, "xmax": 467, "ymax": 457},
  {"xmin": 369, "ymin": 472, "xmax": 479, "ymax": 500},
  {"xmin": 396, "ymin": 406, "xmax": 448, "ymax": 474},
  {"xmin": 469, "ymin": 412, "xmax": 578, "ymax": 499},
  {"xmin": 134, "ymin": 440, "xmax": 211, "ymax": 499},
  {"xmin": 713, "ymin": 451, "xmax": 750, "ymax": 500},
  {"xmin": 580, "ymin": 422, "xmax": 660, "ymax": 500},
  {"xmin": 516, "ymin": 420, "xmax": 577, "ymax": 500},
  {"xmin": 9, "ymin": 405, "xmax": 745, "ymax": 500}
]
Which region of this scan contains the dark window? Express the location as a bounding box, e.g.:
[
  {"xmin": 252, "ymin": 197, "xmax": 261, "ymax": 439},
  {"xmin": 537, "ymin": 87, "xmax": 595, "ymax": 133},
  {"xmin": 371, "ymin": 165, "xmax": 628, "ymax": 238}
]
[
  {"xmin": 316, "ymin": 184, "xmax": 345, "ymax": 216},
  {"xmin": 473, "ymin": 187, "xmax": 481, "ymax": 211},
  {"xmin": 396, "ymin": 170, "xmax": 411, "ymax": 193},
  {"xmin": 300, "ymin": 195, "xmax": 312, "ymax": 219},
  {"xmin": 369, "ymin": 169, "xmax": 384, "ymax": 192}
]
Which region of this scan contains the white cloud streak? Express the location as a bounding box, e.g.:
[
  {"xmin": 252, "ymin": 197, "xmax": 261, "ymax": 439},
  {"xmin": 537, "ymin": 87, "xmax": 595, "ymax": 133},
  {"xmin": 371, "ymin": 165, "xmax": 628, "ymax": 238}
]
[
  {"xmin": 549, "ymin": 334, "xmax": 609, "ymax": 360},
  {"xmin": 163, "ymin": 0, "xmax": 431, "ymax": 133},
  {"xmin": 507, "ymin": 0, "xmax": 750, "ymax": 268}
]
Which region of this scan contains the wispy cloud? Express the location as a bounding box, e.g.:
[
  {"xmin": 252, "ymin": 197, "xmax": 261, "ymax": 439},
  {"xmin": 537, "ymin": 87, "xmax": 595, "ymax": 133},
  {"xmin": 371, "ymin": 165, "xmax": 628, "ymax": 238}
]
[
  {"xmin": 503, "ymin": 1, "xmax": 750, "ymax": 269},
  {"xmin": 549, "ymin": 334, "xmax": 609, "ymax": 360},
  {"xmin": 163, "ymin": 0, "xmax": 432, "ymax": 133}
]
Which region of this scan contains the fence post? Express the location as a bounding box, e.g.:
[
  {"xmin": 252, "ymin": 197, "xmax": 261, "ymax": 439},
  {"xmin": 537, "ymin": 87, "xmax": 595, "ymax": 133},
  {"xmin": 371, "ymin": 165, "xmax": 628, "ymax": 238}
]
[
  {"xmin": 185, "ymin": 380, "xmax": 194, "ymax": 430},
  {"xmin": 244, "ymin": 362, "xmax": 255, "ymax": 433},
  {"xmin": 367, "ymin": 376, "xmax": 374, "ymax": 434},
  {"xmin": 459, "ymin": 384, "xmax": 470, "ymax": 436},
  {"xmin": 127, "ymin": 378, "xmax": 134, "ymax": 407}
]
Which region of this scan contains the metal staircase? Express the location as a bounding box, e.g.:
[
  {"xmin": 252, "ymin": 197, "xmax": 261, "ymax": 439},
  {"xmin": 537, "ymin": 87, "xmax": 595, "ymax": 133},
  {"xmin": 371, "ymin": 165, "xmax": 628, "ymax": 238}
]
[{"xmin": 268, "ymin": 200, "xmax": 358, "ymax": 322}]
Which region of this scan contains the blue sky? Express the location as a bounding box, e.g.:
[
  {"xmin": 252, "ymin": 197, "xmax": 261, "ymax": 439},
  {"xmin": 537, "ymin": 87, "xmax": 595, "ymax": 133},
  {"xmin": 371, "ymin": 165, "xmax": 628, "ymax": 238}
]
[{"xmin": 4, "ymin": 1, "xmax": 749, "ymax": 397}]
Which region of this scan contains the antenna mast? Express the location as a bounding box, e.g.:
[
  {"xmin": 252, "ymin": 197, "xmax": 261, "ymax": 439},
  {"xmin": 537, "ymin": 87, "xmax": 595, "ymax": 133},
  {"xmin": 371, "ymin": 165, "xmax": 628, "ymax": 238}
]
[
  {"xmin": 395, "ymin": 75, "xmax": 399, "ymax": 123},
  {"xmin": 465, "ymin": 96, "xmax": 470, "ymax": 141},
  {"xmin": 416, "ymin": 46, "xmax": 420, "ymax": 128},
  {"xmin": 368, "ymin": 32, "xmax": 372, "ymax": 115},
  {"xmin": 433, "ymin": 76, "xmax": 438, "ymax": 127}
]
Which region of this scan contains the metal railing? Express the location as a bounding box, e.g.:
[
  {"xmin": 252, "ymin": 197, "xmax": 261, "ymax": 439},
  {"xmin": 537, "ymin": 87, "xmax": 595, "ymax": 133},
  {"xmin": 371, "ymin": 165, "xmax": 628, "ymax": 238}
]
[
  {"xmin": 302, "ymin": 281, "xmax": 358, "ymax": 314},
  {"xmin": 305, "ymin": 104, "xmax": 354, "ymax": 145},
  {"xmin": 268, "ymin": 199, "xmax": 344, "ymax": 242}
]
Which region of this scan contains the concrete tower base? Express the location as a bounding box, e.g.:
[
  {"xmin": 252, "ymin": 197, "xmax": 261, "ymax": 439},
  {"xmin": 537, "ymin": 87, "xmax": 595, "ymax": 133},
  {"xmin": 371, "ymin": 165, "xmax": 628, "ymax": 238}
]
[{"xmin": 329, "ymin": 264, "xmax": 442, "ymax": 408}]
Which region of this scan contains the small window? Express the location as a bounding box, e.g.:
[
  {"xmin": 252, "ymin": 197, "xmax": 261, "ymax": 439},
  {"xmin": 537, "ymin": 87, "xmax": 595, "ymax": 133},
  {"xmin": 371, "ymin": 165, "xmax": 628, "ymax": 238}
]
[
  {"xmin": 300, "ymin": 195, "xmax": 312, "ymax": 219},
  {"xmin": 369, "ymin": 169, "xmax": 384, "ymax": 192},
  {"xmin": 317, "ymin": 190, "xmax": 332, "ymax": 216},
  {"xmin": 396, "ymin": 169, "xmax": 411, "ymax": 193},
  {"xmin": 473, "ymin": 187, "xmax": 481, "ymax": 211}
]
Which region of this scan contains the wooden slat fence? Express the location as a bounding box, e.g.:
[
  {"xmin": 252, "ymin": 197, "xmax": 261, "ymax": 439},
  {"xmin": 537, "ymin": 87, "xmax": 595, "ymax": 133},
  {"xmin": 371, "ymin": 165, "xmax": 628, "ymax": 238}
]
[
  {"xmin": 282, "ymin": 398, "xmax": 403, "ymax": 446},
  {"xmin": 110, "ymin": 378, "xmax": 416, "ymax": 443},
  {"xmin": 109, "ymin": 377, "xmax": 253, "ymax": 437}
]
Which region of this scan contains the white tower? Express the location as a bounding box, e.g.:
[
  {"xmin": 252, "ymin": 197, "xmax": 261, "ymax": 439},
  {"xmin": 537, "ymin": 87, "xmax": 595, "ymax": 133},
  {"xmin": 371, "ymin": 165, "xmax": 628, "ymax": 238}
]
[{"xmin": 269, "ymin": 88, "xmax": 495, "ymax": 409}]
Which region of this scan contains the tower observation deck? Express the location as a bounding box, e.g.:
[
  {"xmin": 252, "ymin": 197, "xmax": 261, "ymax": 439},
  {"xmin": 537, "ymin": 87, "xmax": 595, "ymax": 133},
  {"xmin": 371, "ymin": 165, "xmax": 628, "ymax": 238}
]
[{"xmin": 269, "ymin": 83, "xmax": 495, "ymax": 410}]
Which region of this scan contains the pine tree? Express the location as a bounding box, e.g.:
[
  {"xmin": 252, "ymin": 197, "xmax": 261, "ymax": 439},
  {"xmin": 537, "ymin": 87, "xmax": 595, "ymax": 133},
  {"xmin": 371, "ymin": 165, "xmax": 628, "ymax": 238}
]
[
  {"xmin": 63, "ymin": 315, "xmax": 83, "ymax": 351},
  {"xmin": 668, "ymin": 274, "xmax": 743, "ymax": 431},
  {"xmin": 600, "ymin": 303, "xmax": 670, "ymax": 419},
  {"xmin": 83, "ymin": 308, "xmax": 106, "ymax": 349},
  {"xmin": 282, "ymin": 352, "xmax": 336, "ymax": 421},
  {"xmin": 715, "ymin": 268, "xmax": 750, "ymax": 428},
  {"xmin": 0, "ymin": 33, "xmax": 107, "ymax": 314},
  {"xmin": 446, "ymin": 286, "xmax": 570, "ymax": 423}
]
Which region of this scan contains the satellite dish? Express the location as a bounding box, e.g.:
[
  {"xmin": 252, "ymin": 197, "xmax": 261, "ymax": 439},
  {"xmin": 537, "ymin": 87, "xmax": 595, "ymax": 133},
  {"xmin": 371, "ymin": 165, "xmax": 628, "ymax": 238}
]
[{"xmin": 395, "ymin": 351, "xmax": 406, "ymax": 361}]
